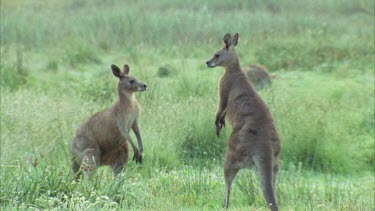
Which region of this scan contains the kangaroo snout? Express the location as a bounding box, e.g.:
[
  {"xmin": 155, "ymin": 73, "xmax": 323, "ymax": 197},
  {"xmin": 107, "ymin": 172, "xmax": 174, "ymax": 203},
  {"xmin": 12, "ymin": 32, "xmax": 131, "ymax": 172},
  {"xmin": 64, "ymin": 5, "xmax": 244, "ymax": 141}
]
[
  {"xmin": 206, "ymin": 60, "xmax": 213, "ymax": 68},
  {"xmin": 139, "ymin": 84, "xmax": 147, "ymax": 91}
]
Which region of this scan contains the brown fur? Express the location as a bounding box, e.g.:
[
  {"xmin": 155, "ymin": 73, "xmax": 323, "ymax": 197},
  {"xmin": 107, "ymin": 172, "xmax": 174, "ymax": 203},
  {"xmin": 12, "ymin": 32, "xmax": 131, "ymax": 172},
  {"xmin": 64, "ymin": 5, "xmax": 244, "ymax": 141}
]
[
  {"xmin": 206, "ymin": 33, "xmax": 281, "ymax": 211},
  {"xmin": 71, "ymin": 64, "xmax": 147, "ymax": 178},
  {"xmin": 243, "ymin": 64, "xmax": 272, "ymax": 90}
]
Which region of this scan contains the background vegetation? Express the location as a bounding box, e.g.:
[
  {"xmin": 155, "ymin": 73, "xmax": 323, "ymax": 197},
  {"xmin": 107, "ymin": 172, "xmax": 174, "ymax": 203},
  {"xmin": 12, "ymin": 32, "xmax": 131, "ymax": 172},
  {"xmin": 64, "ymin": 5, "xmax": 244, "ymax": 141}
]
[{"xmin": 1, "ymin": 0, "xmax": 374, "ymax": 210}]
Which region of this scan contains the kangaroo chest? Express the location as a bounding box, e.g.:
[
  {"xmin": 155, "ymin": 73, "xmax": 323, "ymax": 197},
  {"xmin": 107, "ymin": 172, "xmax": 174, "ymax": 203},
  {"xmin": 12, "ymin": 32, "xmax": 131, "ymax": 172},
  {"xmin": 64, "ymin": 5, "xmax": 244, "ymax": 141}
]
[
  {"xmin": 120, "ymin": 102, "xmax": 139, "ymax": 131},
  {"xmin": 220, "ymin": 73, "xmax": 259, "ymax": 128}
]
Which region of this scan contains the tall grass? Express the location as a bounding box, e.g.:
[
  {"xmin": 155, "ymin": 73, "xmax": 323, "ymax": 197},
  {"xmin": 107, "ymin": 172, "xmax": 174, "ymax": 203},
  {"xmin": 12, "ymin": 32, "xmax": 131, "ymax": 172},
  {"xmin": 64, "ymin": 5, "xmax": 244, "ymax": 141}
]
[
  {"xmin": 1, "ymin": 158, "xmax": 373, "ymax": 210},
  {"xmin": 1, "ymin": 0, "xmax": 374, "ymax": 210},
  {"xmin": 2, "ymin": 0, "xmax": 373, "ymax": 75}
]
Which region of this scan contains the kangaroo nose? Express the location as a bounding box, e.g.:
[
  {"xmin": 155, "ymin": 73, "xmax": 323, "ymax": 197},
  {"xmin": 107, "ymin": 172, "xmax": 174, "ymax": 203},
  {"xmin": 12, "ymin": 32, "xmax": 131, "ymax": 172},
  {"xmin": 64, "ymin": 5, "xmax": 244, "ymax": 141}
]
[
  {"xmin": 206, "ymin": 61, "xmax": 209, "ymax": 65},
  {"xmin": 143, "ymin": 84, "xmax": 147, "ymax": 88}
]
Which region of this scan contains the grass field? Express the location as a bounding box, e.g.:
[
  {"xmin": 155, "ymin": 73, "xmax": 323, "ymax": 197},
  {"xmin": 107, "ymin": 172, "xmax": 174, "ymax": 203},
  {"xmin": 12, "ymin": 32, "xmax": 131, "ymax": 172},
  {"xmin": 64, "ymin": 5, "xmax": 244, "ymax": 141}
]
[{"xmin": 1, "ymin": 0, "xmax": 374, "ymax": 210}]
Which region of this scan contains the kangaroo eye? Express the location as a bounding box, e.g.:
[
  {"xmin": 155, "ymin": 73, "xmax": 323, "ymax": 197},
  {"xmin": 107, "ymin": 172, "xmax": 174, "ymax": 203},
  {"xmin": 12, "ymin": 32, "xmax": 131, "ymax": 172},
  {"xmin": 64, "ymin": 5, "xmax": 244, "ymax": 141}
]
[
  {"xmin": 214, "ymin": 54, "xmax": 220, "ymax": 58},
  {"xmin": 129, "ymin": 80, "xmax": 135, "ymax": 84}
]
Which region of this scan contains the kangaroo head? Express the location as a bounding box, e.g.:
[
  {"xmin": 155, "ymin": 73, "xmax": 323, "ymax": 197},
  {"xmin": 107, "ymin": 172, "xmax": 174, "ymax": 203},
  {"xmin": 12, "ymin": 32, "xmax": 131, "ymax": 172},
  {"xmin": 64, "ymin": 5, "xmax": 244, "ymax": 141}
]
[
  {"xmin": 111, "ymin": 64, "xmax": 147, "ymax": 94},
  {"xmin": 206, "ymin": 33, "xmax": 239, "ymax": 68}
]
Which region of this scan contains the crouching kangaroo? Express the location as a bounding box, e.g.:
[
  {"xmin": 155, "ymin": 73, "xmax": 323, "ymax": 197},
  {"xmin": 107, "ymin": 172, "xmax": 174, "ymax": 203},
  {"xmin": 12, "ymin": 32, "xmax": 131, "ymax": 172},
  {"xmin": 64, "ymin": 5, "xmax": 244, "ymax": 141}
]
[
  {"xmin": 206, "ymin": 33, "xmax": 281, "ymax": 211},
  {"xmin": 71, "ymin": 64, "xmax": 147, "ymax": 178}
]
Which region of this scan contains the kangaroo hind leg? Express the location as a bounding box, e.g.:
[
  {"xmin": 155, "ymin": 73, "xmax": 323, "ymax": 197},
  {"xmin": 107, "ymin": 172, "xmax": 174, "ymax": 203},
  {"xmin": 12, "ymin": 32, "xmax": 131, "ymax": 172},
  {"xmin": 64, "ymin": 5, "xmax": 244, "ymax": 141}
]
[
  {"xmin": 223, "ymin": 159, "xmax": 240, "ymax": 208},
  {"xmin": 110, "ymin": 144, "xmax": 129, "ymax": 177},
  {"xmin": 223, "ymin": 131, "xmax": 242, "ymax": 208},
  {"xmin": 81, "ymin": 148, "xmax": 100, "ymax": 179}
]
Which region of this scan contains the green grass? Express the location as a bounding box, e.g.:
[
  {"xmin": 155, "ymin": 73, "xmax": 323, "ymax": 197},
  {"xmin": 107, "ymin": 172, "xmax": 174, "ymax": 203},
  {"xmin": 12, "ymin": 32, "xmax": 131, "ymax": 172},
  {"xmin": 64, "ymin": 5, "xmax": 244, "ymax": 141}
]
[{"xmin": 1, "ymin": 0, "xmax": 374, "ymax": 210}]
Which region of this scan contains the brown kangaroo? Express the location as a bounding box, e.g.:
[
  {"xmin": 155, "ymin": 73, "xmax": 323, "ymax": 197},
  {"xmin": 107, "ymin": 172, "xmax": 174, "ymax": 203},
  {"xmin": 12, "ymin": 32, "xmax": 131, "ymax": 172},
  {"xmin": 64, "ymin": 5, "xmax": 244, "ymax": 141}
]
[
  {"xmin": 71, "ymin": 64, "xmax": 146, "ymax": 178},
  {"xmin": 244, "ymin": 64, "xmax": 272, "ymax": 90},
  {"xmin": 206, "ymin": 33, "xmax": 281, "ymax": 211}
]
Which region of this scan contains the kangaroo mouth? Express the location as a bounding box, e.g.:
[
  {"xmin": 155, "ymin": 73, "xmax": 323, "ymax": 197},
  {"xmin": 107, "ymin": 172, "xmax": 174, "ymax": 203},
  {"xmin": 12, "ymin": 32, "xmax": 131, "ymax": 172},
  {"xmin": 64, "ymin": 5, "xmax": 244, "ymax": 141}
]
[
  {"xmin": 206, "ymin": 63, "xmax": 215, "ymax": 68},
  {"xmin": 138, "ymin": 87, "xmax": 147, "ymax": 92},
  {"xmin": 206, "ymin": 60, "xmax": 217, "ymax": 68}
]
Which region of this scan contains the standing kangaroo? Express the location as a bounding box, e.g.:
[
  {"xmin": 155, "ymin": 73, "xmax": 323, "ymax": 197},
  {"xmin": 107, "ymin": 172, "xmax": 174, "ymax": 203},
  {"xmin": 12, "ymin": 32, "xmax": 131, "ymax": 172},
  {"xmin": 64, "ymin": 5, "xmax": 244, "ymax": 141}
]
[
  {"xmin": 71, "ymin": 64, "xmax": 146, "ymax": 178},
  {"xmin": 206, "ymin": 33, "xmax": 281, "ymax": 211}
]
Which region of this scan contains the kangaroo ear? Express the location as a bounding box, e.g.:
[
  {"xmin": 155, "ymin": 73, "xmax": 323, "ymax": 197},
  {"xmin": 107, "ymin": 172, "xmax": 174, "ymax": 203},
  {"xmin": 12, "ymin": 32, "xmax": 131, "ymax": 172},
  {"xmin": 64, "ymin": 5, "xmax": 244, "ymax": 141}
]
[
  {"xmin": 111, "ymin": 64, "xmax": 123, "ymax": 78},
  {"xmin": 223, "ymin": 33, "xmax": 232, "ymax": 50},
  {"xmin": 232, "ymin": 33, "xmax": 239, "ymax": 47},
  {"xmin": 123, "ymin": 64, "xmax": 130, "ymax": 75}
]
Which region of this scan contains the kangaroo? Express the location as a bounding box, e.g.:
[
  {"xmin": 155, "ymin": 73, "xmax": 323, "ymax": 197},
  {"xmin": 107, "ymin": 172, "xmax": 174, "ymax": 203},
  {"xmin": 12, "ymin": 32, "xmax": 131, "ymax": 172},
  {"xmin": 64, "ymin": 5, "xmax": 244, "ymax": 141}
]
[
  {"xmin": 206, "ymin": 33, "xmax": 281, "ymax": 211},
  {"xmin": 71, "ymin": 64, "xmax": 147, "ymax": 178},
  {"xmin": 244, "ymin": 64, "xmax": 272, "ymax": 90}
]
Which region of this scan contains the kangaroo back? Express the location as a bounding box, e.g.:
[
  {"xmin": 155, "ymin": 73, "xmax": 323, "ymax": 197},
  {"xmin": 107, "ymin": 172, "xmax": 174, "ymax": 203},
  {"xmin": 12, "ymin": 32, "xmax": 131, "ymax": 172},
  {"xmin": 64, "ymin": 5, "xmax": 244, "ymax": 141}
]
[{"xmin": 244, "ymin": 64, "xmax": 272, "ymax": 90}]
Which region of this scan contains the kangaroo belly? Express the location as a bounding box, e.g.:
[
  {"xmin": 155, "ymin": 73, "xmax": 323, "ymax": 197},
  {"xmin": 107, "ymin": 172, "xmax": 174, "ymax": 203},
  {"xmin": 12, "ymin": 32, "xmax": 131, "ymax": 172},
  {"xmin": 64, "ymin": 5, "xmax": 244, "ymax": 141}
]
[{"xmin": 99, "ymin": 136, "xmax": 128, "ymax": 163}]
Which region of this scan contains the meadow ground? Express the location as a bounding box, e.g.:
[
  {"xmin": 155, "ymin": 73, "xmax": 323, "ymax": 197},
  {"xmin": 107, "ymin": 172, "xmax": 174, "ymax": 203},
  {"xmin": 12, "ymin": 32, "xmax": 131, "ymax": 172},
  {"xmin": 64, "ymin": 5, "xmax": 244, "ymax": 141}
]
[{"xmin": 1, "ymin": 0, "xmax": 374, "ymax": 210}]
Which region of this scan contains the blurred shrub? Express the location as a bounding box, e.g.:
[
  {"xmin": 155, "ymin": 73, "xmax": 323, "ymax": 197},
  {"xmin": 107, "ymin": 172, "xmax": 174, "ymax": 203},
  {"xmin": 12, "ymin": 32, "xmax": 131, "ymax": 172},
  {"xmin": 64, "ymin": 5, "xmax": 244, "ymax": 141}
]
[
  {"xmin": 44, "ymin": 59, "xmax": 59, "ymax": 72},
  {"xmin": 0, "ymin": 49, "xmax": 28, "ymax": 91},
  {"xmin": 157, "ymin": 65, "xmax": 174, "ymax": 78},
  {"xmin": 0, "ymin": 65, "xmax": 28, "ymax": 91}
]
